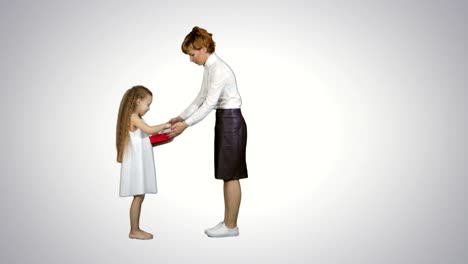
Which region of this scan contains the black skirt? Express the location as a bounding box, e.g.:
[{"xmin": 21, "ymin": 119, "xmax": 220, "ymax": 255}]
[{"xmin": 214, "ymin": 109, "xmax": 248, "ymax": 180}]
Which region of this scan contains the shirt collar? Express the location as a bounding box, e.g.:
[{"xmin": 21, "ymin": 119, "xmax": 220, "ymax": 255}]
[{"xmin": 204, "ymin": 53, "xmax": 217, "ymax": 68}]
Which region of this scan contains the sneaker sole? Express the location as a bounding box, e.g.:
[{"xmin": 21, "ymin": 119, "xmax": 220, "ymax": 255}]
[{"xmin": 205, "ymin": 231, "xmax": 239, "ymax": 238}]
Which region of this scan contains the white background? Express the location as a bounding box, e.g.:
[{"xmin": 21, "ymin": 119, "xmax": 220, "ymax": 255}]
[{"xmin": 1, "ymin": 0, "xmax": 466, "ymax": 263}]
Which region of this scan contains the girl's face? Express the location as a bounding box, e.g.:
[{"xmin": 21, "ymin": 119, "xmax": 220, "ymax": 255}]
[
  {"xmin": 187, "ymin": 47, "xmax": 209, "ymax": 65},
  {"xmin": 136, "ymin": 95, "xmax": 152, "ymax": 116}
]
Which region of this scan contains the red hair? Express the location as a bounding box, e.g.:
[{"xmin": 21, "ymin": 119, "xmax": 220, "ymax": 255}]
[{"xmin": 181, "ymin": 26, "xmax": 216, "ymax": 54}]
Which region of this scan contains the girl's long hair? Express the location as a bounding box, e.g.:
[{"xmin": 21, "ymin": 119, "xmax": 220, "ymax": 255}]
[{"xmin": 116, "ymin": 85, "xmax": 152, "ymax": 163}]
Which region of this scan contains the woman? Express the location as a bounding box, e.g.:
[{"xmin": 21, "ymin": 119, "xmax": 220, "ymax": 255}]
[{"xmin": 168, "ymin": 26, "xmax": 248, "ymax": 238}]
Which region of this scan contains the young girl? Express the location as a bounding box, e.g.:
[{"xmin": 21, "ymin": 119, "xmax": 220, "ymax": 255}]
[{"xmin": 116, "ymin": 85, "xmax": 170, "ymax": 240}]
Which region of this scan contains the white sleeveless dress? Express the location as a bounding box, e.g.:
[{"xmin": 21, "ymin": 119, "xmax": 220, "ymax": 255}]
[{"xmin": 120, "ymin": 128, "xmax": 157, "ymax": 197}]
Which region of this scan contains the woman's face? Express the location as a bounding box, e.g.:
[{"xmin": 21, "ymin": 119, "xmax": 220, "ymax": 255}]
[{"xmin": 186, "ymin": 47, "xmax": 209, "ymax": 65}]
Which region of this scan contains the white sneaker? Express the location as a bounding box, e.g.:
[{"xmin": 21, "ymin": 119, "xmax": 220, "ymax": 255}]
[
  {"xmin": 204, "ymin": 221, "xmax": 224, "ymax": 234},
  {"xmin": 205, "ymin": 223, "xmax": 239, "ymax": 238}
]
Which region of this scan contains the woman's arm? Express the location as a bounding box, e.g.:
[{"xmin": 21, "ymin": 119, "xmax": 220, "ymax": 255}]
[
  {"xmin": 183, "ymin": 67, "xmax": 225, "ymax": 126},
  {"xmin": 131, "ymin": 114, "xmax": 171, "ymax": 135},
  {"xmin": 168, "ymin": 68, "xmax": 225, "ymax": 138},
  {"xmin": 179, "ymin": 82, "xmax": 206, "ymax": 120}
]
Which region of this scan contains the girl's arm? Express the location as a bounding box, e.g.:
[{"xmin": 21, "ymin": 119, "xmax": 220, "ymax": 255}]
[{"xmin": 131, "ymin": 114, "xmax": 171, "ymax": 135}]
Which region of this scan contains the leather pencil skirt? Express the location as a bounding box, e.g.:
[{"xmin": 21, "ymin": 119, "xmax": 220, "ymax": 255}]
[{"xmin": 214, "ymin": 109, "xmax": 248, "ymax": 180}]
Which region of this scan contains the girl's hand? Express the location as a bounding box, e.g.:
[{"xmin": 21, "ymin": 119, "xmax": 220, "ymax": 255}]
[
  {"xmin": 157, "ymin": 123, "xmax": 172, "ymax": 134},
  {"xmin": 168, "ymin": 122, "xmax": 188, "ymax": 138}
]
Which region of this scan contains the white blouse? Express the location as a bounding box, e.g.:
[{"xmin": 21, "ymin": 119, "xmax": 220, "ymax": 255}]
[{"xmin": 179, "ymin": 53, "xmax": 242, "ymax": 126}]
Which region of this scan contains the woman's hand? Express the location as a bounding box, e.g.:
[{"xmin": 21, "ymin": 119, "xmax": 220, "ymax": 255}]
[
  {"xmin": 168, "ymin": 121, "xmax": 188, "ymax": 138},
  {"xmin": 168, "ymin": 116, "xmax": 184, "ymax": 125}
]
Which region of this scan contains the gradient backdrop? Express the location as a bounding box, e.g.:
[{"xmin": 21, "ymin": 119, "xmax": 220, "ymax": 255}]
[{"xmin": 1, "ymin": 0, "xmax": 466, "ymax": 263}]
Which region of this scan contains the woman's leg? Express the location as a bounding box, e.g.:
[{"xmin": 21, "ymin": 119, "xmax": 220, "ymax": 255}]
[
  {"xmin": 129, "ymin": 195, "xmax": 153, "ymax": 239},
  {"xmin": 223, "ymin": 179, "xmax": 241, "ymax": 229}
]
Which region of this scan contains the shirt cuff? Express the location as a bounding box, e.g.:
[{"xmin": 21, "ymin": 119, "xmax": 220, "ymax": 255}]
[{"xmin": 184, "ymin": 118, "xmax": 194, "ymax": 126}]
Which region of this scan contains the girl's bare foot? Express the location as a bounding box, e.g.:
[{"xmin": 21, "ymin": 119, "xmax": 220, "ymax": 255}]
[
  {"xmin": 129, "ymin": 230, "xmax": 153, "ymax": 240},
  {"xmin": 141, "ymin": 230, "xmax": 154, "ymax": 239}
]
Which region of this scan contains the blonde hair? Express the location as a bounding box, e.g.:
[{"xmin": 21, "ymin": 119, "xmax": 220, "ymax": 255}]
[
  {"xmin": 116, "ymin": 85, "xmax": 152, "ymax": 163},
  {"xmin": 181, "ymin": 26, "xmax": 216, "ymax": 54}
]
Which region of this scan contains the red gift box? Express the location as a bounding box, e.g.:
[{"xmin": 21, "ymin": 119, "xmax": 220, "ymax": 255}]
[{"xmin": 150, "ymin": 133, "xmax": 172, "ymax": 146}]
